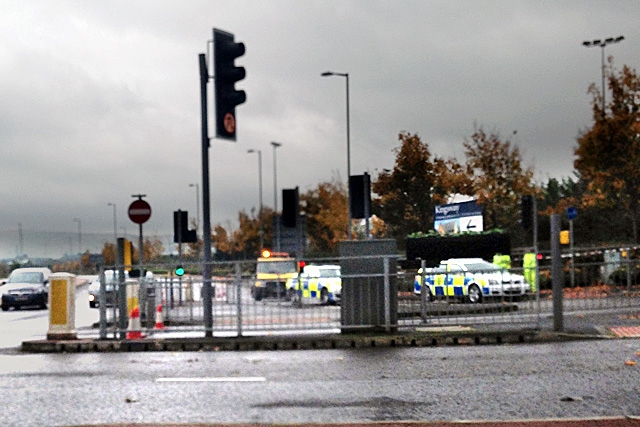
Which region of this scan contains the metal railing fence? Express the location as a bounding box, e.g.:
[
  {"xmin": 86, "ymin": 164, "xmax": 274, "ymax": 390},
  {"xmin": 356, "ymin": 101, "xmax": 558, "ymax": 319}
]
[{"xmin": 95, "ymin": 256, "xmax": 640, "ymax": 339}]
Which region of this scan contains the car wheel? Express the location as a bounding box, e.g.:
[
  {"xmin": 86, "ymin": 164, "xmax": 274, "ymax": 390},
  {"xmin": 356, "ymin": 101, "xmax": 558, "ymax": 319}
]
[
  {"xmin": 280, "ymin": 284, "xmax": 290, "ymax": 300},
  {"xmin": 290, "ymin": 289, "xmax": 302, "ymax": 308},
  {"xmin": 467, "ymin": 284, "xmax": 482, "ymax": 304},
  {"xmin": 1, "ymin": 305, "xmax": 8, "ymax": 311},
  {"xmin": 423, "ymin": 285, "xmax": 434, "ymax": 302},
  {"xmin": 320, "ymin": 288, "xmax": 330, "ymax": 305}
]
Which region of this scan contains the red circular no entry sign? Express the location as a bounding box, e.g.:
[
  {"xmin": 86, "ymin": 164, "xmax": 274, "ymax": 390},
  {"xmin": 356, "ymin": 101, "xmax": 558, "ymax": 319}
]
[{"xmin": 128, "ymin": 199, "xmax": 152, "ymax": 224}]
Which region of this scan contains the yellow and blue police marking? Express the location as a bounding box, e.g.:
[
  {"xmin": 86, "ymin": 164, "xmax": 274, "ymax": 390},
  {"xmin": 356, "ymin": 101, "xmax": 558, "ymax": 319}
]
[
  {"xmin": 290, "ymin": 278, "xmax": 340, "ymax": 303},
  {"xmin": 414, "ymin": 273, "xmax": 489, "ymax": 297}
]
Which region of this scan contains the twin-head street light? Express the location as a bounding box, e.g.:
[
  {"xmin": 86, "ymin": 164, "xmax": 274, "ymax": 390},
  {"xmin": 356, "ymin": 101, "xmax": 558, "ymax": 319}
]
[
  {"xmin": 582, "ymin": 35, "xmax": 625, "ymax": 113},
  {"xmin": 247, "ymin": 149, "xmax": 264, "ymax": 250},
  {"xmin": 321, "ymin": 71, "xmax": 352, "ymax": 240},
  {"xmin": 271, "ymin": 141, "xmax": 282, "ymax": 251}
]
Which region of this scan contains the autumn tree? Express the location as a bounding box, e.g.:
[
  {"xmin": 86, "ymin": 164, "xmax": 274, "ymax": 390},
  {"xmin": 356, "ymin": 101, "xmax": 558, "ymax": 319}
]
[
  {"xmin": 300, "ymin": 178, "xmax": 347, "ymax": 255},
  {"xmin": 211, "ymin": 207, "xmax": 273, "ymax": 259},
  {"xmin": 98, "ymin": 237, "xmax": 163, "ymax": 267},
  {"xmin": 101, "ymin": 242, "xmax": 116, "ymax": 265},
  {"xmin": 143, "ymin": 238, "xmax": 164, "ymax": 262},
  {"xmin": 372, "ymin": 132, "xmax": 472, "ymax": 244},
  {"xmin": 574, "ymin": 63, "xmax": 640, "ymax": 241},
  {"xmin": 463, "ymin": 126, "xmax": 536, "ymax": 230}
]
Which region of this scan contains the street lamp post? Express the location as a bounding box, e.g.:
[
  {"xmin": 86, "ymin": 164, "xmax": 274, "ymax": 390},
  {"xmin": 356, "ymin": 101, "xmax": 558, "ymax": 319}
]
[
  {"xmin": 271, "ymin": 141, "xmax": 282, "ymax": 251},
  {"xmin": 73, "ymin": 218, "xmax": 82, "ymax": 254},
  {"xmin": 189, "ymin": 183, "xmax": 200, "ymax": 235},
  {"xmin": 582, "ymin": 35, "xmax": 625, "ymax": 113},
  {"xmin": 248, "ymin": 149, "xmax": 264, "ymax": 251},
  {"xmin": 321, "ymin": 70, "xmax": 352, "ymax": 240},
  {"xmin": 108, "ymin": 203, "xmax": 117, "ymax": 244}
]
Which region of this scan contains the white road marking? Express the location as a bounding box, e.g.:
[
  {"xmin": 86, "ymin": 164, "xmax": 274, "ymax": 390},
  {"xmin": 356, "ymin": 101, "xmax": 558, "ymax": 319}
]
[{"xmin": 156, "ymin": 377, "xmax": 266, "ymax": 383}]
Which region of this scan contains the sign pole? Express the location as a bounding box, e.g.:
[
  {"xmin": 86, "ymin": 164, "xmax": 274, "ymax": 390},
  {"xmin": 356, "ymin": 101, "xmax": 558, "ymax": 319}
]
[
  {"xmin": 128, "ymin": 195, "xmax": 151, "ymax": 327},
  {"xmin": 199, "ymin": 53, "xmax": 213, "ymax": 337},
  {"xmin": 566, "ymin": 207, "xmax": 577, "ymax": 288},
  {"xmin": 570, "ymin": 219, "xmax": 574, "ymax": 287}
]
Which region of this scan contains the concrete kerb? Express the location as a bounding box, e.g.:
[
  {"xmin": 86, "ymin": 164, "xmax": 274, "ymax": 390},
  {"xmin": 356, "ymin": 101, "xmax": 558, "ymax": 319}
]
[{"xmin": 20, "ymin": 328, "xmax": 612, "ymax": 353}]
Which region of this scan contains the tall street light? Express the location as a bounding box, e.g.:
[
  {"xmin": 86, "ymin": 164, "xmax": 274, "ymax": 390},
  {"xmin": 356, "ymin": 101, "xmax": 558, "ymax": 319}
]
[
  {"xmin": 189, "ymin": 183, "xmax": 200, "ymax": 235},
  {"xmin": 321, "ymin": 70, "xmax": 352, "ymax": 240},
  {"xmin": 247, "ymin": 149, "xmax": 264, "ymax": 251},
  {"xmin": 271, "ymin": 141, "xmax": 282, "ymax": 251},
  {"xmin": 582, "ymin": 35, "xmax": 625, "ymax": 113},
  {"xmin": 107, "ymin": 202, "xmax": 117, "ymax": 244},
  {"xmin": 73, "ymin": 218, "xmax": 82, "ymax": 254}
]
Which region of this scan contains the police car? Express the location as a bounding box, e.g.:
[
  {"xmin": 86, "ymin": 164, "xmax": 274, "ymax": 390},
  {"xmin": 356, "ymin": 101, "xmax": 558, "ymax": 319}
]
[
  {"xmin": 414, "ymin": 258, "xmax": 532, "ymax": 304},
  {"xmin": 287, "ymin": 264, "xmax": 341, "ymax": 305}
]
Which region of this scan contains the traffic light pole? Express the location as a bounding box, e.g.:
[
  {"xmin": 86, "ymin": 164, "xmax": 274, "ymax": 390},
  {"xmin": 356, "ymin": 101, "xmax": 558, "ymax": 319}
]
[{"xmin": 199, "ymin": 53, "xmax": 214, "ymax": 337}]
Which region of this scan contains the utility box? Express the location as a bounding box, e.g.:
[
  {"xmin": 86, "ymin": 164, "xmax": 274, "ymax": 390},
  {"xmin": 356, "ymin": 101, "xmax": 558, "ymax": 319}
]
[{"xmin": 339, "ymin": 239, "xmax": 398, "ymax": 333}]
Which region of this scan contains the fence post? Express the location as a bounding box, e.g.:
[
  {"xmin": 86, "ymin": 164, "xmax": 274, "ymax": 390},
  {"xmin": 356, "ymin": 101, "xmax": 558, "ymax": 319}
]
[
  {"xmin": 236, "ymin": 261, "xmax": 243, "ymax": 337},
  {"xmin": 626, "ymin": 249, "xmax": 632, "ymax": 293},
  {"xmin": 384, "ymin": 256, "xmax": 391, "ymax": 332},
  {"xmin": 420, "ymin": 259, "xmax": 428, "ymax": 323},
  {"xmin": 551, "ymin": 214, "xmax": 563, "ymax": 332},
  {"xmin": 98, "ymin": 268, "xmax": 107, "ymax": 340}
]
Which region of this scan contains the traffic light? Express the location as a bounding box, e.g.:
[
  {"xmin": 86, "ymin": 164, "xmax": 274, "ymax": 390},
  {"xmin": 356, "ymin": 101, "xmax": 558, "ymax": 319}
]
[
  {"xmin": 173, "ymin": 210, "xmax": 197, "ymax": 243},
  {"xmin": 282, "ymin": 187, "xmax": 299, "ymax": 228},
  {"xmin": 298, "ymin": 260, "xmax": 306, "ymax": 274},
  {"xmin": 349, "ymin": 173, "xmax": 371, "ymax": 219},
  {"xmin": 175, "ymin": 266, "xmax": 185, "ymax": 277},
  {"xmin": 213, "ymin": 28, "xmax": 246, "ymax": 141},
  {"xmin": 521, "ymin": 195, "xmax": 533, "ymax": 230}
]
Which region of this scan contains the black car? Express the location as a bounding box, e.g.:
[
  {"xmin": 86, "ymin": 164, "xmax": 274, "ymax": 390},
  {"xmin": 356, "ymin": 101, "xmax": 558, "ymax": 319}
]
[{"xmin": 1, "ymin": 268, "xmax": 51, "ymax": 311}]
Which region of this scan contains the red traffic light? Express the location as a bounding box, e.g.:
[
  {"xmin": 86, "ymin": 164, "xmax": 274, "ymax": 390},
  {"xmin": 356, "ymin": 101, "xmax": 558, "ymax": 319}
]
[
  {"xmin": 298, "ymin": 260, "xmax": 306, "ymax": 273},
  {"xmin": 536, "ymin": 253, "xmax": 543, "ymax": 260}
]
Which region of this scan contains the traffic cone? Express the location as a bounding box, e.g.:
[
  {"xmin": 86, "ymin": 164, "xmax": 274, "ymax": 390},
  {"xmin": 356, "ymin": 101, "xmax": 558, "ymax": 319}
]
[
  {"xmin": 154, "ymin": 304, "xmax": 166, "ymax": 330},
  {"xmin": 126, "ymin": 306, "xmax": 144, "ymax": 340}
]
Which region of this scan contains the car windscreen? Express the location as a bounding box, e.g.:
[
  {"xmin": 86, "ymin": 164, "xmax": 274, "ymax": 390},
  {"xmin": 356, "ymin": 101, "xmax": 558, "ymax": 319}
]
[
  {"xmin": 463, "ymin": 262, "xmax": 501, "ymax": 272},
  {"xmin": 8, "ymin": 272, "xmax": 44, "ymax": 284},
  {"xmin": 257, "ymin": 261, "xmax": 297, "ymax": 274},
  {"xmin": 318, "ymin": 268, "xmax": 340, "ymax": 278}
]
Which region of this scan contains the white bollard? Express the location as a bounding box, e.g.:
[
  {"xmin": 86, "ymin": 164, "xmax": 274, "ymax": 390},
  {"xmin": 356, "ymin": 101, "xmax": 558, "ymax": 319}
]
[{"xmin": 47, "ymin": 273, "xmax": 77, "ymax": 340}]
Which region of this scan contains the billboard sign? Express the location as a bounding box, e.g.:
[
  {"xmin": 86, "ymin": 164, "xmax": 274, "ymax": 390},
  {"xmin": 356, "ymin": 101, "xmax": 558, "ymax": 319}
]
[{"xmin": 434, "ymin": 200, "xmax": 483, "ymax": 234}]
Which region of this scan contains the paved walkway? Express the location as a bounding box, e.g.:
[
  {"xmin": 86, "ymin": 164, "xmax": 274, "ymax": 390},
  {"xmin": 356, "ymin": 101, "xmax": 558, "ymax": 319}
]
[{"xmin": 69, "ymin": 416, "xmax": 640, "ymax": 427}]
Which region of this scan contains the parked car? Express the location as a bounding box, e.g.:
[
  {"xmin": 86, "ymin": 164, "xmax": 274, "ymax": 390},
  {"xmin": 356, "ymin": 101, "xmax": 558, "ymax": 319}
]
[
  {"xmin": 287, "ymin": 264, "xmax": 342, "ymax": 305},
  {"xmin": 88, "ymin": 270, "xmax": 129, "ymax": 308},
  {"xmin": 1, "ymin": 267, "xmax": 52, "ymax": 311},
  {"xmin": 414, "ymin": 258, "xmax": 532, "ymax": 304}
]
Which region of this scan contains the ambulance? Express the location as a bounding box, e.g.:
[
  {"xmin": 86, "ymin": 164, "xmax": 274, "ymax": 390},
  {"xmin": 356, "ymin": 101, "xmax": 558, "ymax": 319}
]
[{"xmin": 288, "ymin": 264, "xmax": 342, "ymax": 305}]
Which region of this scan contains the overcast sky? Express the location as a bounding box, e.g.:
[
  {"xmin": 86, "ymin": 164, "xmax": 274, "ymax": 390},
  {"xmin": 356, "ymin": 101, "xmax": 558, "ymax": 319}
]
[{"xmin": 1, "ymin": 1, "xmax": 638, "ymax": 259}]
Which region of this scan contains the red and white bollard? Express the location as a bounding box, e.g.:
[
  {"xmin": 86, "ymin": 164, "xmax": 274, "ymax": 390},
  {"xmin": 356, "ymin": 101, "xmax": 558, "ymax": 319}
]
[
  {"xmin": 154, "ymin": 304, "xmax": 166, "ymax": 330},
  {"xmin": 126, "ymin": 306, "xmax": 144, "ymax": 340}
]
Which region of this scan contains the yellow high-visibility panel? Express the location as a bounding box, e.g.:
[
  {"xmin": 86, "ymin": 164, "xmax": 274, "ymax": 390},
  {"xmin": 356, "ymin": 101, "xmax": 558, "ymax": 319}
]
[{"xmin": 50, "ymin": 279, "xmax": 67, "ymax": 325}]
